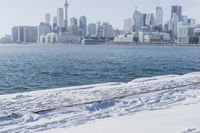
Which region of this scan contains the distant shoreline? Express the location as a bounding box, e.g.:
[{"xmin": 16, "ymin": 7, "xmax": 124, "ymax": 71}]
[{"xmin": 0, "ymin": 43, "xmax": 200, "ymax": 47}]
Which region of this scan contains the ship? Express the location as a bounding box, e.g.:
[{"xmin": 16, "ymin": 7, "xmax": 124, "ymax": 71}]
[{"xmin": 81, "ymin": 37, "xmax": 106, "ymax": 45}]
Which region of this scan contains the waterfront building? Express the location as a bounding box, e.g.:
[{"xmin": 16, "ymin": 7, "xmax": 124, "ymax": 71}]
[
  {"xmin": 69, "ymin": 17, "xmax": 79, "ymax": 35},
  {"xmin": 133, "ymin": 9, "xmax": 143, "ymax": 32},
  {"xmin": 102, "ymin": 22, "xmax": 113, "ymax": 38},
  {"xmin": 0, "ymin": 35, "xmax": 11, "ymax": 43},
  {"xmin": 79, "ymin": 16, "xmax": 87, "ymax": 36},
  {"xmin": 194, "ymin": 27, "xmax": 200, "ymax": 43},
  {"xmin": 38, "ymin": 22, "xmax": 51, "ymax": 43},
  {"xmin": 114, "ymin": 32, "xmax": 170, "ymax": 43},
  {"xmin": 57, "ymin": 8, "xmax": 65, "ymax": 33},
  {"xmin": 143, "ymin": 32, "xmax": 170, "ymax": 43},
  {"xmin": 113, "ymin": 29, "xmax": 124, "ymax": 37},
  {"xmin": 177, "ymin": 22, "xmax": 198, "ymax": 44},
  {"xmin": 88, "ymin": 23, "xmax": 96, "ymax": 37},
  {"xmin": 40, "ymin": 32, "xmax": 80, "ymax": 44},
  {"xmin": 187, "ymin": 18, "xmax": 196, "ymax": 27},
  {"xmin": 124, "ymin": 18, "xmax": 133, "ymax": 34},
  {"xmin": 12, "ymin": 26, "xmax": 37, "ymax": 43},
  {"xmin": 12, "ymin": 27, "xmax": 18, "ymax": 42},
  {"xmin": 171, "ymin": 6, "xmax": 182, "ymax": 21},
  {"xmin": 45, "ymin": 13, "xmax": 51, "ymax": 24},
  {"xmin": 64, "ymin": 0, "xmax": 69, "ymax": 31}
]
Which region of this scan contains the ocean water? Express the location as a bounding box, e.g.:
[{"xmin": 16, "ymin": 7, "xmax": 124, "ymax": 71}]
[{"xmin": 0, "ymin": 44, "xmax": 200, "ymax": 95}]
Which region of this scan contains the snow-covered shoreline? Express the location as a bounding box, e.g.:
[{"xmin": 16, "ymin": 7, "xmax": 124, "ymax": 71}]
[{"xmin": 1, "ymin": 72, "xmax": 200, "ymax": 133}]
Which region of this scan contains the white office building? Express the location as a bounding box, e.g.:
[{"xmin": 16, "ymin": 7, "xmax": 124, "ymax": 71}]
[
  {"xmin": 177, "ymin": 22, "xmax": 196, "ymax": 44},
  {"xmin": 124, "ymin": 18, "xmax": 133, "ymax": 34}
]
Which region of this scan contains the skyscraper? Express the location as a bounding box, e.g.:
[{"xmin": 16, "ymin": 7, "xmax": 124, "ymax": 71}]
[
  {"xmin": 79, "ymin": 16, "xmax": 87, "ymax": 36},
  {"xmin": 88, "ymin": 23, "xmax": 96, "ymax": 37},
  {"xmin": 45, "ymin": 13, "xmax": 51, "ymax": 24},
  {"xmin": 69, "ymin": 17, "xmax": 78, "ymax": 35},
  {"xmin": 57, "ymin": 8, "xmax": 64, "ymax": 33},
  {"xmin": 124, "ymin": 18, "xmax": 133, "ymax": 34},
  {"xmin": 146, "ymin": 13, "xmax": 155, "ymax": 27},
  {"xmin": 133, "ymin": 9, "xmax": 143, "ymax": 32},
  {"xmin": 64, "ymin": 0, "xmax": 69, "ymax": 31},
  {"xmin": 102, "ymin": 22, "xmax": 113, "ymax": 38},
  {"xmin": 155, "ymin": 6, "xmax": 163, "ymax": 26},
  {"xmin": 146, "ymin": 13, "xmax": 156, "ymax": 32},
  {"xmin": 171, "ymin": 6, "xmax": 182, "ymax": 21}
]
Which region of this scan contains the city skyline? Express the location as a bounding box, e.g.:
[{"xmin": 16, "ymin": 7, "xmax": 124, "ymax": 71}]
[{"xmin": 0, "ymin": 0, "xmax": 200, "ymax": 37}]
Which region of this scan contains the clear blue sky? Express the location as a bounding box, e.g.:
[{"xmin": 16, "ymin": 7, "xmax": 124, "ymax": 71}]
[{"xmin": 0, "ymin": 0, "xmax": 199, "ymax": 37}]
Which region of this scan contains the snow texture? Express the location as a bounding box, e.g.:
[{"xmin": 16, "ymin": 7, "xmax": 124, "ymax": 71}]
[{"xmin": 1, "ymin": 72, "xmax": 200, "ymax": 133}]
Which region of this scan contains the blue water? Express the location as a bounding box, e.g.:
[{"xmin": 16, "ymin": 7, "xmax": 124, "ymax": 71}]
[{"xmin": 0, "ymin": 44, "xmax": 200, "ymax": 95}]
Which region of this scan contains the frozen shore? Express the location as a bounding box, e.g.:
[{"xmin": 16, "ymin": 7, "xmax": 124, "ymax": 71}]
[{"xmin": 1, "ymin": 72, "xmax": 200, "ymax": 132}]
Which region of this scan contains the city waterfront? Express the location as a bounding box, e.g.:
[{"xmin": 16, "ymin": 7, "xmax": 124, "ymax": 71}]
[{"xmin": 0, "ymin": 44, "xmax": 200, "ymax": 95}]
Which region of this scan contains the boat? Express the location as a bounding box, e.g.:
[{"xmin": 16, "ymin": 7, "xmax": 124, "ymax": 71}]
[{"xmin": 81, "ymin": 37, "xmax": 106, "ymax": 45}]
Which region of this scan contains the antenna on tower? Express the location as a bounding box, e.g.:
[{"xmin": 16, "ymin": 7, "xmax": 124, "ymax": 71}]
[{"xmin": 156, "ymin": 0, "xmax": 160, "ymax": 7}]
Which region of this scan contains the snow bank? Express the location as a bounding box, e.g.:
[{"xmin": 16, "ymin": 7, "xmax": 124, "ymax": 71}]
[{"xmin": 0, "ymin": 72, "xmax": 200, "ymax": 133}]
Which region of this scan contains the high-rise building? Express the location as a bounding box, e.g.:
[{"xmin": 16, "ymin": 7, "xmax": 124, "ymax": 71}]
[
  {"xmin": 64, "ymin": 0, "xmax": 69, "ymax": 31},
  {"xmin": 133, "ymin": 9, "xmax": 143, "ymax": 32},
  {"xmin": 146, "ymin": 13, "xmax": 155, "ymax": 27},
  {"xmin": 146, "ymin": 13, "xmax": 156, "ymax": 32},
  {"xmin": 142, "ymin": 14, "xmax": 147, "ymax": 26},
  {"xmin": 38, "ymin": 22, "xmax": 51, "ymax": 42},
  {"xmin": 88, "ymin": 23, "xmax": 96, "ymax": 37},
  {"xmin": 155, "ymin": 6, "xmax": 163, "ymax": 26},
  {"xmin": 124, "ymin": 18, "xmax": 133, "ymax": 34},
  {"xmin": 57, "ymin": 8, "xmax": 64, "ymax": 33},
  {"xmin": 79, "ymin": 16, "xmax": 87, "ymax": 36},
  {"xmin": 96, "ymin": 22, "xmax": 104, "ymax": 37},
  {"xmin": 45, "ymin": 13, "xmax": 51, "ymax": 24},
  {"xmin": 171, "ymin": 6, "xmax": 182, "ymax": 21},
  {"xmin": 12, "ymin": 26, "xmax": 37, "ymax": 43},
  {"xmin": 169, "ymin": 13, "xmax": 179, "ymax": 40},
  {"xmin": 102, "ymin": 22, "xmax": 113, "ymax": 38},
  {"xmin": 52, "ymin": 16, "xmax": 58, "ymax": 33},
  {"xmin": 69, "ymin": 17, "xmax": 78, "ymax": 35},
  {"xmin": 12, "ymin": 27, "xmax": 18, "ymax": 42}
]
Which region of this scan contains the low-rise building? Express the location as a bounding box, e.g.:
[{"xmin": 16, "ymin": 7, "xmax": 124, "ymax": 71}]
[
  {"xmin": 40, "ymin": 32, "xmax": 80, "ymax": 44},
  {"xmin": 0, "ymin": 35, "xmax": 12, "ymax": 43},
  {"xmin": 177, "ymin": 22, "xmax": 198, "ymax": 44}
]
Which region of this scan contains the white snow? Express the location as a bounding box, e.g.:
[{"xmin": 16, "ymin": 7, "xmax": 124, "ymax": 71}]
[
  {"xmin": 47, "ymin": 104, "xmax": 200, "ymax": 133},
  {"xmin": 0, "ymin": 72, "xmax": 200, "ymax": 133}
]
